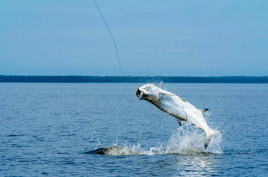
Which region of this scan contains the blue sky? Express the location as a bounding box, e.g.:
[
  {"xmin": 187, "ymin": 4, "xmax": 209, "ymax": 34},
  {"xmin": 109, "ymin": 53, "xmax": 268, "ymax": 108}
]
[{"xmin": 0, "ymin": 0, "xmax": 267, "ymax": 76}]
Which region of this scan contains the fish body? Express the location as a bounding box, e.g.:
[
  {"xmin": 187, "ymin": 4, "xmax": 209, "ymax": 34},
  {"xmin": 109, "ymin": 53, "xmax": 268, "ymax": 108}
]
[{"xmin": 136, "ymin": 83, "xmax": 220, "ymax": 149}]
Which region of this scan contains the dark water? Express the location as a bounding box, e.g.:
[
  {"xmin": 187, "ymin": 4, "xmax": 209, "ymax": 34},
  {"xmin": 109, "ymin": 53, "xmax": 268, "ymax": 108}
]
[{"xmin": 1, "ymin": 83, "xmax": 268, "ymax": 176}]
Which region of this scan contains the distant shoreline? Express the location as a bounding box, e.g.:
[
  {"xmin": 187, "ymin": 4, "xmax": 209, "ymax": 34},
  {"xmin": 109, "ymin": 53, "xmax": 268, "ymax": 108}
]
[{"xmin": 0, "ymin": 75, "xmax": 268, "ymax": 83}]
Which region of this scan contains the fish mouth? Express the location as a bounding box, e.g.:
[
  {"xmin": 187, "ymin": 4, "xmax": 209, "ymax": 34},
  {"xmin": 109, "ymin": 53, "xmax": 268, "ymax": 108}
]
[
  {"xmin": 136, "ymin": 88, "xmax": 147, "ymax": 100},
  {"xmin": 136, "ymin": 88, "xmax": 143, "ymax": 100},
  {"xmin": 136, "ymin": 88, "xmax": 141, "ymax": 98}
]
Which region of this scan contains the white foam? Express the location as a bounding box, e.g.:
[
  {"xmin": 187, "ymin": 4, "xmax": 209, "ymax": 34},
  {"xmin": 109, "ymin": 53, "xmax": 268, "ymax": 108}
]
[{"xmin": 104, "ymin": 123, "xmax": 222, "ymax": 156}]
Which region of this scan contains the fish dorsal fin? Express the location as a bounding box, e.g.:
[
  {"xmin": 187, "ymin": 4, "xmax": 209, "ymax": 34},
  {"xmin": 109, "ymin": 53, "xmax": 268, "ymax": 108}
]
[
  {"xmin": 159, "ymin": 81, "xmax": 166, "ymax": 90},
  {"xmin": 199, "ymin": 108, "xmax": 209, "ymax": 115}
]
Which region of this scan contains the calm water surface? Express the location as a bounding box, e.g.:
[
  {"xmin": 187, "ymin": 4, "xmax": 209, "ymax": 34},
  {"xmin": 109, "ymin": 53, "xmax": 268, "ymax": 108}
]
[{"xmin": 0, "ymin": 83, "xmax": 268, "ymax": 176}]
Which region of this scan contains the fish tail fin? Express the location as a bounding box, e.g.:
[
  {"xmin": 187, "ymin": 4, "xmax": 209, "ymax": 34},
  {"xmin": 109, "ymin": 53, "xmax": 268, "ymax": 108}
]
[{"xmin": 204, "ymin": 129, "xmax": 221, "ymax": 149}]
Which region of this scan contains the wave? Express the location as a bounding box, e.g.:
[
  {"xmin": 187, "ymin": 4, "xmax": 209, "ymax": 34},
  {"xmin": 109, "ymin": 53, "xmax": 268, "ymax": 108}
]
[{"xmin": 86, "ymin": 124, "xmax": 222, "ymax": 156}]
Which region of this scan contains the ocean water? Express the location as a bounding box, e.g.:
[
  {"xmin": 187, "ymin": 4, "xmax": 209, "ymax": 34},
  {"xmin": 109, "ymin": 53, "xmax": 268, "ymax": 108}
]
[{"xmin": 0, "ymin": 83, "xmax": 268, "ymax": 176}]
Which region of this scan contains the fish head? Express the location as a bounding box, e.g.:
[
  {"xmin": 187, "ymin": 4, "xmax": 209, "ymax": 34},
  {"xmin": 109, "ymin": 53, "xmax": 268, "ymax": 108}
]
[{"xmin": 136, "ymin": 83, "xmax": 160, "ymax": 102}]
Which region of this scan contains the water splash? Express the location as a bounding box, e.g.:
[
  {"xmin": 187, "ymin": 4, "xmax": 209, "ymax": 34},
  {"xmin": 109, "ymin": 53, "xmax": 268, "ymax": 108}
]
[
  {"xmin": 88, "ymin": 123, "xmax": 222, "ymax": 156},
  {"xmin": 165, "ymin": 123, "xmax": 222, "ymax": 154}
]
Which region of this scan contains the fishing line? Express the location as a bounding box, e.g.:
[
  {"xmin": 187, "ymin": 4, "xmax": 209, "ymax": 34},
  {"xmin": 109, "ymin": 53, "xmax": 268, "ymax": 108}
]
[{"xmin": 94, "ymin": 0, "xmax": 124, "ymax": 75}]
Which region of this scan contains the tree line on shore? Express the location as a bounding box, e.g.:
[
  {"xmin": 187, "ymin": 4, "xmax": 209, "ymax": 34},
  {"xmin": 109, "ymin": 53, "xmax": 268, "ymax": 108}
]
[{"xmin": 0, "ymin": 75, "xmax": 268, "ymax": 83}]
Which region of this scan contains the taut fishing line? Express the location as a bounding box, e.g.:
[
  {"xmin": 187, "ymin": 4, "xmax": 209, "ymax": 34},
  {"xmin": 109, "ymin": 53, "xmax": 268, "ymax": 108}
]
[{"xmin": 94, "ymin": 0, "xmax": 124, "ymax": 75}]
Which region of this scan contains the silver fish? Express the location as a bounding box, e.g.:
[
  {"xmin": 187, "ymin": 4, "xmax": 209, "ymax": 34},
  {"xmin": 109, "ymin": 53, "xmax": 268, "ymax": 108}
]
[{"xmin": 136, "ymin": 82, "xmax": 221, "ymax": 149}]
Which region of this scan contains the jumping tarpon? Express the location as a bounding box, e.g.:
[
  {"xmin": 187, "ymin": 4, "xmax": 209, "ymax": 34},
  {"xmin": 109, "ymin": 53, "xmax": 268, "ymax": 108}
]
[{"xmin": 136, "ymin": 82, "xmax": 221, "ymax": 149}]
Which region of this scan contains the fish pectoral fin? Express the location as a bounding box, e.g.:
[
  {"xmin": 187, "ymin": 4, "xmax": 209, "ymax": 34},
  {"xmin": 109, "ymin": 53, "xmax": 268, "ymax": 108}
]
[
  {"xmin": 176, "ymin": 119, "xmax": 182, "ymax": 126},
  {"xmin": 199, "ymin": 108, "xmax": 209, "ymax": 116}
]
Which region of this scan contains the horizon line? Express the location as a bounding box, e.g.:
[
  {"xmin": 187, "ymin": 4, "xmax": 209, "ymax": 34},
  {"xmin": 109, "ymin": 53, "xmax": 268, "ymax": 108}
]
[{"xmin": 1, "ymin": 75, "xmax": 268, "ymax": 77}]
